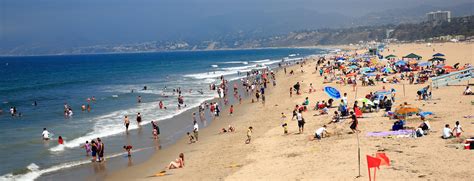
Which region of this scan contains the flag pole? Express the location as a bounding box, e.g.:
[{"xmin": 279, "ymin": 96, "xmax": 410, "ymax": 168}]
[{"xmin": 356, "ymin": 130, "xmax": 361, "ymax": 178}]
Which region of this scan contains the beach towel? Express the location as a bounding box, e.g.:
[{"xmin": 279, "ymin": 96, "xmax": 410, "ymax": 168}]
[{"xmin": 366, "ymin": 130, "xmax": 414, "ymax": 137}]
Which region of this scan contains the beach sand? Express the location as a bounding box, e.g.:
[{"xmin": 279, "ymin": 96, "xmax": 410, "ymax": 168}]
[{"xmin": 107, "ymin": 42, "xmax": 473, "ymax": 180}]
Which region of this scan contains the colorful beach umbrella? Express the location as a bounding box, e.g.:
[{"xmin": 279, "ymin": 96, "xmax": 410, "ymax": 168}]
[
  {"xmin": 346, "ymin": 72, "xmax": 357, "ymax": 77},
  {"xmin": 381, "ymin": 67, "xmax": 393, "ymax": 73},
  {"xmin": 358, "ymin": 98, "xmax": 374, "ymax": 105},
  {"xmin": 395, "ymin": 105, "xmax": 421, "ymax": 116},
  {"xmin": 324, "ymin": 86, "xmax": 341, "ymax": 99}
]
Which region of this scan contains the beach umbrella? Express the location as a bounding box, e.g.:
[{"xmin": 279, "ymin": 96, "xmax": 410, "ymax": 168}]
[
  {"xmin": 418, "ymin": 61, "xmax": 430, "ymax": 67},
  {"xmin": 374, "ymin": 90, "xmax": 391, "ymax": 95},
  {"xmin": 349, "ymin": 59, "xmax": 358, "ymax": 62},
  {"xmin": 419, "ymin": 111, "xmax": 434, "ymax": 117},
  {"xmin": 337, "ymin": 59, "xmax": 345, "ymax": 63},
  {"xmin": 395, "ymin": 106, "xmax": 421, "ymax": 116},
  {"xmin": 433, "ymin": 53, "xmax": 445, "ymax": 57},
  {"xmin": 385, "ymin": 54, "xmax": 397, "ymax": 59},
  {"xmin": 381, "ymin": 67, "xmax": 393, "ymax": 73},
  {"xmin": 358, "ymin": 98, "xmax": 374, "ymax": 105},
  {"xmin": 443, "ymin": 65, "xmax": 454, "ymax": 69},
  {"xmin": 360, "ymin": 67, "xmax": 372, "ymax": 73},
  {"xmin": 346, "ymin": 72, "xmax": 357, "ymax": 77},
  {"xmin": 349, "ymin": 65, "xmax": 358, "ymax": 69},
  {"xmin": 364, "ymin": 73, "xmax": 376, "ymax": 77},
  {"xmin": 395, "ymin": 60, "xmax": 406, "ymax": 66},
  {"xmin": 324, "ymin": 86, "xmax": 341, "ymax": 99}
]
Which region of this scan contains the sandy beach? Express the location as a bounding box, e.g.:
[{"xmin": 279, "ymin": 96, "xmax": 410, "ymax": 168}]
[{"xmin": 107, "ymin": 42, "xmax": 474, "ymax": 180}]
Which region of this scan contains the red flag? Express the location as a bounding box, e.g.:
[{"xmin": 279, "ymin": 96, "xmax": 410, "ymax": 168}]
[
  {"xmin": 366, "ymin": 155, "xmax": 381, "ymax": 169},
  {"xmin": 376, "ymin": 153, "xmax": 390, "ymax": 166}
]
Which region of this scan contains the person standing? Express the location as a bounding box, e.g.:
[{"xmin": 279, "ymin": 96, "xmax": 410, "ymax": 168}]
[
  {"xmin": 97, "ymin": 138, "xmax": 105, "ymax": 162},
  {"xmin": 297, "ymin": 110, "xmax": 305, "ymax": 134},
  {"xmin": 193, "ymin": 121, "xmax": 199, "ymax": 142},
  {"xmin": 42, "ymin": 128, "xmax": 50, "ymax": 140},
  {"xmin": 136, "ymin": 112, "xmax": 142, "ymax": 124},
  {"xmin": 245, "ymin": 126, "xmax": 253, "ymax": 144},
  {"xmin": 349, "ymin": 111, "xmax": 360, "ymax": 133},
  {"xmin": 124, "ymin": 116, "xmax": 130, "ymax": 132}
]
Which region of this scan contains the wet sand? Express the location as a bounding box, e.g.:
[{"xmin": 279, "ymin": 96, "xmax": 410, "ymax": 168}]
[{"xmin": 107, "ymin": 42, "xmax": 473, "ymax": 180}]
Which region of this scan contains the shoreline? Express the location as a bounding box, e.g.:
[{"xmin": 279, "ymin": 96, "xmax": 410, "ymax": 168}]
[
  {"xmin": 107, "ymin": 42, "xmax": 473, "ymax": 180},
  {"xmin": 29, "ymin": 53, "xmax": 314, "ymax": 180}
]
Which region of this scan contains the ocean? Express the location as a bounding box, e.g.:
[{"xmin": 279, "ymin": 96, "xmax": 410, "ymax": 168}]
[{"xmin": 0, "ymin": 48, "xmax": 325, "ymax": 180}]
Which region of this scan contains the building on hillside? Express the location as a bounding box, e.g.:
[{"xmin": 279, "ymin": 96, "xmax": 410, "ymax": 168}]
[{"xmin": 426, "ymin": 11, "xmax": 451, "ymax": 23}]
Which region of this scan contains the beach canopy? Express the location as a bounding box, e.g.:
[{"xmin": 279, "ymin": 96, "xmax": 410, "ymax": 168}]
[
  {"xmin": 433, "ymin": 53, "xmax": 445, "ymax": 57},
  {"xmin": 428, "ymin": 57, "xmax": 446, "ymax": 62},
  {"xmin": 324, "ymin": 86, "xmax": 341, "ymax": 99},
  {"xmin": 403, "ymin": 53, "xmax": 422, "ymax": 59},
  {"xmin": 385, "ymin": 54, "xmax": 397, "ymax": 59}
]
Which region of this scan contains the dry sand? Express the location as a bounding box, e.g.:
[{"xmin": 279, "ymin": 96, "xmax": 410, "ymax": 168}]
[{"xmin": 107, "ymin": 42, "xmax": 473, "ymax": 180}]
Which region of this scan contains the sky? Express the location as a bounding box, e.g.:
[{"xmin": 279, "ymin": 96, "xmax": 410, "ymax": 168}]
[{"xmin": 0, "ymin": 0, "xmax": 471, "ymax": 52}]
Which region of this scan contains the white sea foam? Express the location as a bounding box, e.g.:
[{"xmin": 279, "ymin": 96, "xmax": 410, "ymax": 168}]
[
  {"xmin": 221, "ymin": 61, "xmax": 248, "ymax": 65},
  {"xmin": 49, "ymin": 90, "xmax": 216, "ymax": 152},
  {"xmin": 250, "ymin": 59, "xmax": 270, "ymax": 63},
  {"xmin": 211, "ymin": 64, "xmax": 218, "ymax": 68}
]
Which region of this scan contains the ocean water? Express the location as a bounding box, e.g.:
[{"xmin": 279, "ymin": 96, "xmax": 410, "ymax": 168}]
[{"xmin": 0, "ymin": 48, "xmax": 325, "ymax": 180}]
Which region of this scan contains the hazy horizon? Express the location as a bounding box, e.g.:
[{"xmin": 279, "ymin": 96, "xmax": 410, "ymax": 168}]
[{"xmin": 1, "ymin": 0, "xmax": 472, "ymax": 54}]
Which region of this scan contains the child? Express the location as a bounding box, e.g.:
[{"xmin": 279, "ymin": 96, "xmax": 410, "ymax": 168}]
[
  {"xmin": 153, "ymin": 128, "xmax": 158, "ymax": 140},
  {"xmin": 245, "ymin": 127, "xmax": 253, "ymax": 144},
  {"xmin": 187, "ymin": 132, "xmax": 195, "ymax": 144},
  {"xmin": 289, "ymin": 87, "xmax": 293, "ymax": 97},
  {"xmin": 228, "ymin": 125, "xmax": 235, "ymax": 132},
  {"xmin": 453, "ymin": 121, "xmax": 464, "ymax": 137},
  {"xmin": 58, "ymin": 136, "xmax": 64, "ymax": 145},
  {"xmin": 282, "ymin": 123, "xmax": 288, "ymax": 134},
  {"xmin": 229, "ymin": 105, "xmax": 234, "ymax": 115},
  {"xmin": 82, "ymin": 141, "xmax": 91, "ymax": 156},
  {"xmin": 123, "ymin": 145, "xmax": 133, "ymax": 157}
]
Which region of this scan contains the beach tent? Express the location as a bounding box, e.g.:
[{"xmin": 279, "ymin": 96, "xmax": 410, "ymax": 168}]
[
  {"xmin": 403, "ymin": 53, "xmax": 422, "ymax": 60},
  {"xmin": 433, "ymin": 53, "xmax": 445, "ymax": 57},
  {"xmin": 385, "ymin": 54, "xmax": 397, "ymax": 59},
  {"xmin": 428, "ymin": 57, "xmax": 446, "ymax": 62}
]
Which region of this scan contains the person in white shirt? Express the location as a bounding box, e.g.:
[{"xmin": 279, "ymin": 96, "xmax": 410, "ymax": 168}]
[
  {"xmin": 42, "ymin": 128, "xmax": 50, "ymax": 140},
  {"xmin": 442, "ymin": 124, "xmax": 453, "ymax": 139},
  {"xmin": 193, "ymin": 121, "xmax": 199, "ymax": 141},
  {"xmin": 314, "ymin": 125, "xmax": 329, "ymax": 140},
  {"xmin": 342, "ymin": 93, "xmax": 348, "ymax": 106}
]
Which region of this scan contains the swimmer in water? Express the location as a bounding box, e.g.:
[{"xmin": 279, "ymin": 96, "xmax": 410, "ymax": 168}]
[{"xmin": 42, "ymin": 128, "xmax": 50, "ymax": 140}]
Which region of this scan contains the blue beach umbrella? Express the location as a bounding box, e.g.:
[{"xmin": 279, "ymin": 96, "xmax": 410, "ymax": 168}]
[
  {"xmin": 324, "ymin": 86, "xmax": 341, "ymax": 99},
  {"xmin": 395, "ymin": 60, "xmax": 406, "ymax": 66},
  {"xmin": 374, "ymin": 90, "xmax": 391, "ymax": 95},
  {"xmin": 418, "ymin": 61, "xmax": 430, "ymax": 66},
  {"xmin": 419, "ymin": 111, "xmax": 434, "ymax": 117},
  {"xmin": 360, "ymin": 67, "xmax": 372, "ymax": 72},
  {"xmin": 364, "ymin": 73, "xmax": 376, "ymax": 77}
]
